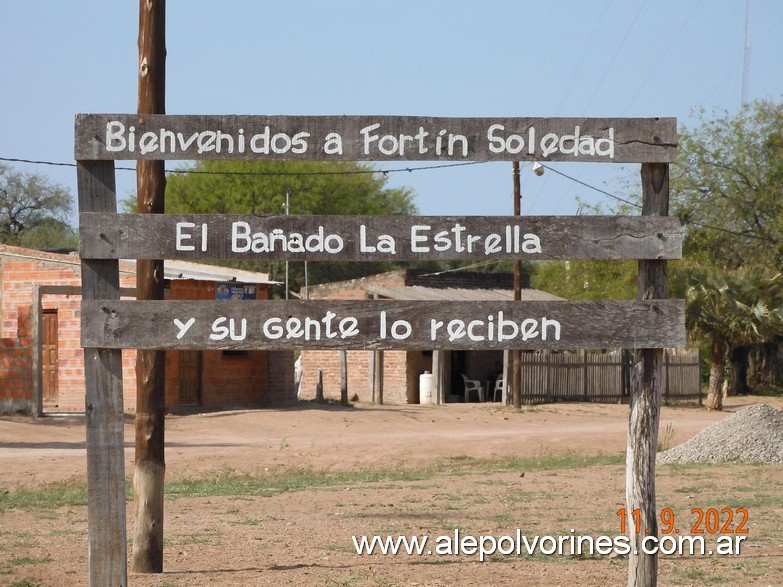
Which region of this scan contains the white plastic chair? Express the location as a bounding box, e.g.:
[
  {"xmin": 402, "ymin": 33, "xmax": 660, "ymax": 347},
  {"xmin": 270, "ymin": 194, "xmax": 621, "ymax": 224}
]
[
  {"xmin": 461, "ymin": 373, "xmax": 484, "ymax": 402},
  {"xmin": 492, "ymin": 377, "xmax": 504, "ymax": 402}
]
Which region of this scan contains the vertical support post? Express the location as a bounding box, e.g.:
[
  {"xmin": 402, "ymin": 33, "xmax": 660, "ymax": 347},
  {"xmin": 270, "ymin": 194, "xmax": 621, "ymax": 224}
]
[
  {"xmin": 697, "ymin": 348, "xmax": 703, "ymax": 406},
  {"xmin": 512, "ymin": 161, "xmax": 522, "ymax": 409},
  {"xmin": 31, "ymin": 285, "xmax": 43, "ymax": 417},
  {"xmin": 583, "ymin": 349, "xmax": 589, "ymax": 399},
  {"xmin": 501, "ymin": 349, "xmax": 510, "ymax": 404},
  {"xmin": 316, "ymin": 369, "xmax": 324, "ymax": 402},
  {"xmin": 432, "ymin": 350, "xmax": 443, "ymax": 405},
  {"xmin": 368, "ymin": 351, "xmax": 376, "ymax": 403},
  {"xmin": 626, "ymin": 162, "xmax": 669, "ymax": 587},
  {"xmin": 78, "ymin": 160, "xmax": 127, "ymax": 587},
  {"xmin": 133, "ymin": 0, "xmax": 167, "ymax": 574},
  {"xmin": 340, "ymin": 350, "xmax": 348, "ymax": 406},
  {"xmin": 664, "ymin": 350, "xmax": 671, "ymax": 402},
  {"xmin": 375, "ymin": 351, "xmax": 384, "ymax": 405}
]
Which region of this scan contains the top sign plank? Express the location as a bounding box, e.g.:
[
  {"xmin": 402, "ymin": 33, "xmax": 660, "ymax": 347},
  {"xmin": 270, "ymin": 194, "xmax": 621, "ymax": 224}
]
[{"xmin": 75, "ymin": 114, "xmax": 677, "ymax": 163}]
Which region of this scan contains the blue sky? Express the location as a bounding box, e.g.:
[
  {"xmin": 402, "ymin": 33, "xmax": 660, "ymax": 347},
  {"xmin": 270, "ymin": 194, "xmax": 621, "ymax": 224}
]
[{"xmin": 2, "ymin": 1, "xmax": 782, "ymax": 221}]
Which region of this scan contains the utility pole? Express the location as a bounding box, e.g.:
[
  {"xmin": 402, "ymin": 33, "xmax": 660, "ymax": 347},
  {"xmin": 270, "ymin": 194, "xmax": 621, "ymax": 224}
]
[
  {"xmin": 512, "ymin": 161, "xmax": 522, "ymax": 409},
  {"xmin": 132, "ymin": 0, "xmax": 166, "ymax": 574},
  {"xmin": 284, "ymin": 188, "xmax": 290, "ymax": 300}
]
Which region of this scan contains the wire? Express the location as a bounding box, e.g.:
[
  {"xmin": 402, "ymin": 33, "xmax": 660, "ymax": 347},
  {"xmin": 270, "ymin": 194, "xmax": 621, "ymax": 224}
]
[
  {"xmin": 0, "ymin": 156, "xmax": 485, "ymax": 177},
  {"xmin": 624, "ymin": 0, "xmax": 704, "ymax": 113},
  {"xmin": 167, "ymin": 161, "xmax": 487, "ymax": 176},
  {"xmin": 418, "ymin": 260, "xmax": 505, "ymax": 277},
  {"xmin": 538, "ymin": 164, "xmax": 641, "ymax": 209},
  {"xmin": 555, "ymin": 0, "xmax": 613, "ymax": 115},
  {"xmin": 583, "ymin": 0, "xmax": 649, "ymax": 114},
  {"xmin": 2, "ymin": 154, "xmax": 776, "ymax": 245},
  {"xmin": 0, "ymin": 157, "xmax": 77, "ymax": 169}
]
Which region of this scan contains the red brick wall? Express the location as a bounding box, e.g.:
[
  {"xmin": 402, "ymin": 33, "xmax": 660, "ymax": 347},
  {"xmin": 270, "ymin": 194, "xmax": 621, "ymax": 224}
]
[
  {"xmin": 0, "ymin": 246, "xmax": 294, "ymax": 413},
  {"xmin": 0, "ymin": 308, "xmax": 32, "ymax": 413},
  {"xmin": 0, "ymin": 248, "xmax": 138, "ymax": 414},
  {"xmin": 167, "ymin": 279, "xmax": 295, "ymax": 409},
  {"xmin": 298, "ymin": 271, "xmax": 414, "ymax": 404}
]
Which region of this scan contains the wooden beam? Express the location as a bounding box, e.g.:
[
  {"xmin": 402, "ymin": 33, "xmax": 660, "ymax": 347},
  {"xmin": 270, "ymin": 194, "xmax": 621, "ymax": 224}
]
[
  {"xmin": 77, "ymin": 160, "xmax": 127, "ymax": 587},
  {"xmin": 79, "ymin": 213, "xmax": 682, "ymax": 262},
  {"xmin": 80, "ymin": 299, "xmax": 685, "ymax": 351},
  {"xmin": 340, "ymin": 350, "xmax": 348, "ymax": 406},
  {"xmin": 74, "ymin": 114, "xmax": 677, "ymax": 163},
  {"xmin": 132, "ymin": 0, "xmax": 166, "ymax": 575},
  {"xmin": 627, "ymin": 162, "xmax": 669, "ymax": 587},
  {"xmin": 31, "ymin": 285, "xmax": 43, "ymax": 417}
]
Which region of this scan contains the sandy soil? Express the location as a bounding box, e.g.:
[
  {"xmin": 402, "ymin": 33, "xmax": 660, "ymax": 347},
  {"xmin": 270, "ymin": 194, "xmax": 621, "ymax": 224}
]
[{"xmin": 1, "ymin": 396, "xmax": 781, "ymax": 586}]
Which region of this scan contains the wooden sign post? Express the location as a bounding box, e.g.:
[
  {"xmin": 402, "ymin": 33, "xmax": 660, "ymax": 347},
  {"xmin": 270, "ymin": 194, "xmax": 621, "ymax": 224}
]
[{"xmin": 76, "ymin": 114, "xmax": 677, "ymax": 587}]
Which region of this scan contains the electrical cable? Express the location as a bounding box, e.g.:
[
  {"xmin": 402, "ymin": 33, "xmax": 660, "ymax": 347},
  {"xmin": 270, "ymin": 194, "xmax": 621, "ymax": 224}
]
[
  {"xmin": 1, "ymin": 155, "xmax": 776, "ymax": 244},
  {"xmin": 0, "ymin": 156, "xmax": 485, "ymax": 177}
]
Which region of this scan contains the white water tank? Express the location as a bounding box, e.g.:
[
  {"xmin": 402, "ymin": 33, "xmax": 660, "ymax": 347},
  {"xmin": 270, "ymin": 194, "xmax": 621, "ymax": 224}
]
[{"xmin": 419, "ymin": 372, "xmax": 435, "ymax": 405}]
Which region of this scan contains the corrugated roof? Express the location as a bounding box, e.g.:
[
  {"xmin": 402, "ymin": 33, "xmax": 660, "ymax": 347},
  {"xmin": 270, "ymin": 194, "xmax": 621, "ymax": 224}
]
[
  {"xmin": 125, "ymin": 259, "xmax": 280, "ymax": 284},
  {"xmin": 366, "ymin": 285, "xmax": 563, "ymax": 302}
]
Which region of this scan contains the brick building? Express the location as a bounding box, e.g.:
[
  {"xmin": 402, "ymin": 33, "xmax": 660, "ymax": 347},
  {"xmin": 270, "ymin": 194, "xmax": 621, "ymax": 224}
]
[
  {"xmin": 297, "ymin": 269, "xmax": 562, "ymax": 404},
  {"xmin": 0, "ymin": 244, "xmax": 295, "ymax": 415}
]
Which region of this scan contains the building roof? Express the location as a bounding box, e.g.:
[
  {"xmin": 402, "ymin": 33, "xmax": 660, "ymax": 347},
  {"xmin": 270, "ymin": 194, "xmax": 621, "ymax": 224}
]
[
  {"xmin": 0, "ymin": 244, "xmax": 279, "ymax": 285},
  {"xmin": 137, "ymin": 259, "xmax": 279, "ymax": 285},
  {"xmin": 366, "ymin": 284, "xmax": 563, "ymax": 302}
]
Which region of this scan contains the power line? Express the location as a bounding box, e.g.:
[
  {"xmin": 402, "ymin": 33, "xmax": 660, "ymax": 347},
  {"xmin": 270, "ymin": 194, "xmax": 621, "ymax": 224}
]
[
  {"xmin": 583, "ymin": 0, "xmax": 649, "ymax": 114},
  {"xmin": 0, "ymin": 156, "xmax": 486, "ymax": 177},
  {"xmin": 538, "ymin": 164, "xmax": 641, "ymax": 209},
  {"xmin": 1, "ymin": 154, "xmax": 776, "ymax": 245}
]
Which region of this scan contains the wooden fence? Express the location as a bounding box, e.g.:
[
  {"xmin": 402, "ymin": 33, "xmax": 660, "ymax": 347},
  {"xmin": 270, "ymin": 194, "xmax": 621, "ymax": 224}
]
[{"xmin": 519, "ymin": 348, "xmax": 701, "ymax": 403}]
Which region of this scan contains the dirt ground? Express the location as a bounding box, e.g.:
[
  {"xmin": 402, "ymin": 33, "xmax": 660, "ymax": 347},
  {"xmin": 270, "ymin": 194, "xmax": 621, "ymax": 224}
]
[{"xmin": 1, "ymin": 396, "xmax": 782, "ymax": 586}]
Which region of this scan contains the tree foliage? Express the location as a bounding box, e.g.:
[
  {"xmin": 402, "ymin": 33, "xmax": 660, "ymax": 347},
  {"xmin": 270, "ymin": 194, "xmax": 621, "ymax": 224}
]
[
  {"xmin": 535, "ymin": 98, "xmax": 783, "ymax": 296},
  {"xmin": 0, "ymin": 163, "xmax": 77, "ymax": 249},
  {"xmin": 530, "ymin": 100, "xmax": 783, "ymax": 406},
  {"xmin": 531, "ymin": 259, "xmax": 637, "ymax": 301},
  {"xmin": 672, "ymin": 99, "xmax": 783, "ymax": 269},
  {"xmin": 669, "ymin": 99, "xmax": 783, "ymax": 401},
  {"xmin": 162, "ymin": 160, "xmax": 417, "ymax": 292},
  {"xmin": 672, "ymin": 265, "xmax": 783, "ymax": 409}
]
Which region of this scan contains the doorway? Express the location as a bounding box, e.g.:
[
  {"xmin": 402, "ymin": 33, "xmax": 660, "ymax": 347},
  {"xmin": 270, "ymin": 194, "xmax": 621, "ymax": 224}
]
[
  {"xmin": 178, "ymin": 350, "xmax": 202, "ymax": 406},
  {"xmin": 42, "ymin": 309, "xmax": 59, "ymax": 406},
  {"xmin": 450, "ymin": 351, "xmax": 468, "ymax": 396}
]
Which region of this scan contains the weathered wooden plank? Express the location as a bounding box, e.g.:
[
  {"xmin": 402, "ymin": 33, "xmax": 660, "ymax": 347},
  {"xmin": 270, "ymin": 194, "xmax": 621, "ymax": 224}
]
[
  {"xmin": 75, "ymin": 114, "xmax": 676, "ymax": 163},
  {"xmin": 627, "ymin": 162, "xmax": 669, "ymax": 586},
  {"xmin": 76, "ymin": 160, "xmax": 128, "ymax": 587},
  {"xmin": 80, "ymin": 299, "xmax": 685, "ymax": 351},
  {"xmin": 79, "ymin": 213, "xmax": 682, "ymax": 261}
]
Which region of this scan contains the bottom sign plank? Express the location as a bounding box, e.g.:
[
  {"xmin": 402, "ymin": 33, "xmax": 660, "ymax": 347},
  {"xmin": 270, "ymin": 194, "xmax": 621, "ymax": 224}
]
[{"xmin": 81, "ymin": 299, "xmax": 685, "ymax": 350}]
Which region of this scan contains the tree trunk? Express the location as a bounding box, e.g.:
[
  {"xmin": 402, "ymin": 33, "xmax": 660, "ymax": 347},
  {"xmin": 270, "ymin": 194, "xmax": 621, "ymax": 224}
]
[
  {"xmin": 728, "ymin": 345, "xmax": 751, "ymax": 396},
  {"xmin": 132, "ymin": 0, "xmax": 166, "ymax": 574},
  {"xmin": 749, "ymin": 336, "xmax": 783, "ymax": 388},
  {"xmin": 705, "ymin": 340, "xmax": 725, "ymax": 411}
]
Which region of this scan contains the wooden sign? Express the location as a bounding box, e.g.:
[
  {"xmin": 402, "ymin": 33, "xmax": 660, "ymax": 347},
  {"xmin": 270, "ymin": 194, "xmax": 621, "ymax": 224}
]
[
  {"xmin": 75, "ymin": 114, "xmax": 676, "ymax": 163},
  {"xmin": 80, "ymin": 213, "xmax": 682, "ymax": 261},
  {"xmin": 81, "ymin": 299, "xmax": 685, "ymax": 351}
]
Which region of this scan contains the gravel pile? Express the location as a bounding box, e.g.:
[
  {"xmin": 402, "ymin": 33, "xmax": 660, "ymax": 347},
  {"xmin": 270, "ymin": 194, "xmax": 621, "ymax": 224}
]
[{"xmin": 657, "ymin": 403, "xmax": 783, "ymax": 464}]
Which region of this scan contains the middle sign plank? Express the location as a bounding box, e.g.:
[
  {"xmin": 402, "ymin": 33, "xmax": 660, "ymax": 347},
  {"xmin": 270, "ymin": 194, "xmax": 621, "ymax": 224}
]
[{"xmin": 80, "ymin": 214, "xmax": 681, "ymax": 261}]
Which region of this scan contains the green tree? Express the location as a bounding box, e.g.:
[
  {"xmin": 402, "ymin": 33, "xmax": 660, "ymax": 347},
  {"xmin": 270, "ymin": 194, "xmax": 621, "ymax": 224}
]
[
  {"xmin": 0, "ymin": 163, "xmax": 77, "ymax": 249},
  {"xmin": 531, "ymin": 258, "xmax": 637, "ymax": 301},
  {"xmin": 672, "ymin": 99, "xmax": 783, "ymax": 269},
  {"xmin": 674, "ymin": 266, "xmax": 783, "ymax": 410},
  {"xmin": 162, "ymin": 160, "xmax": 417, "ymax": 292},
  {"xmin": 671, "ymin": 99, "xmax": 783, "ymax": 395}
]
